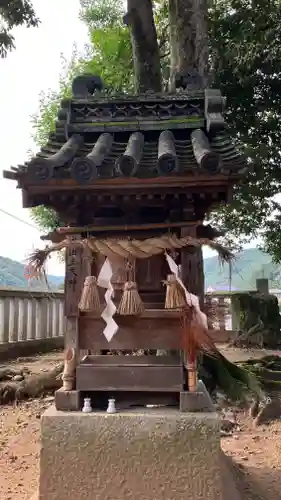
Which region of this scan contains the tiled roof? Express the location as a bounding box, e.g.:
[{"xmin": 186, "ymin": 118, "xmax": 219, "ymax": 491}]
[{"xmin": 3, "ymin": 76, "xmax": 247, "ymax": 184}]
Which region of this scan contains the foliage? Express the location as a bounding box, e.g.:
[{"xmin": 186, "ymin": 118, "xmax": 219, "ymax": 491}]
[
  {"xmin": 209, "ymin": 0, "xmax": 281, "ymax": 258},
  {"xmin": 200, "ymin": 351, "xmax": 262, "ymax": 402},
  {"xmin": 86, "ymin": 26, "xmax": 133, "ymax": 92},
  {"xmin": 80, "ymin": 0, "xmax": 133, "ymax": 91},
  {"xmin": 31, "ymin": 206, "xmax": 61, "ymax": 233},
  {"xmin": 79, "ymin": 0, "xmax": 125, "ymax": 28},
  {"xmin": 0, "ymin": 0, "xmax": 39, "ymax": 57}
]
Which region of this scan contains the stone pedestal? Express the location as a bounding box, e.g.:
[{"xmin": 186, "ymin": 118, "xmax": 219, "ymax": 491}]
[{"xmin": 38, "ymin": 406, "xmax": 233, "ymax": 500}]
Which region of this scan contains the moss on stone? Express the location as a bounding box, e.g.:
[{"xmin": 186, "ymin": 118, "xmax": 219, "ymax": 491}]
[{"xmin": 231, "ymin": 292, "xmax": 281, "ymax": 347}]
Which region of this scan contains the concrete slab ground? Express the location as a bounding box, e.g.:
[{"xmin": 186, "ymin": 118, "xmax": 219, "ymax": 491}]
[{"xmin": 38, "ymin": 405, "xmax": 241, "ymax": 500}]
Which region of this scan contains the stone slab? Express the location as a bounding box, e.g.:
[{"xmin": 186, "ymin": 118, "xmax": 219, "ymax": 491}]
[
  {"xmin": 180, "ymin": 391, "xmax": 215, "ymax": 412},
  {"xmin": 196, "ymin": 379, "xmax": 217, "ymax": 411},
  {"xmin": 180, "ymin": 380, "xmax": 216, "ymax": 412},
  {"xmin": 55, "ymin": 387, "xmax": 81, "ymax": 411},
  {"xmin": 220, "ymin": 454, "xmax": 242, "ymax": 500},
  {"xmin": 39, "ymin": 405, "xmax": 225, "ymax": 500}
]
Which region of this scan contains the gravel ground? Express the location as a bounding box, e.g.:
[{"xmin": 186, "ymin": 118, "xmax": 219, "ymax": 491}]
[{"xmin": 0, "ymin": 349, "xmax": 281, "ymax": 500}]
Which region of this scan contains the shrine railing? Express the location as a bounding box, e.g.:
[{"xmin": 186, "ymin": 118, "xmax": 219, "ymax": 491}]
[
  {"xmin": 0, "ymin": 288, "xmax": 65, "ymax": 345},
  {"xmin": 0, "ymin": 287, "xmax": 236, "ymax": 348}
]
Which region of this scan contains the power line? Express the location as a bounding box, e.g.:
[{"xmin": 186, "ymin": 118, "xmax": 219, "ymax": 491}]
[{"xmin": 0, "ymin": 207, "xmax": 39, "ymax": 230}]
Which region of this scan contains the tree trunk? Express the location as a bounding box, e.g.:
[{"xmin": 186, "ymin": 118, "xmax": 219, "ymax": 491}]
[
  {"xmin": 168, "ymin": 0, "xmax": 178, "ymax": 92},
  {"xmin": 168, "ymin": 0, "xmax": 209, "ymax": 90},
  {"xmin": 125, "ymin": 0, "xmax": 162, "ymax": 92},
  {"xmin": 0, "ymin": 363, "xmax": 63, "ymax": 405}
]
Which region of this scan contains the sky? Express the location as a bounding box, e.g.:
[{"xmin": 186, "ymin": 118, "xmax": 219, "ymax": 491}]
[{"xmin": 0, "ymin": 0, "xmax": 88, "ymax": 275}]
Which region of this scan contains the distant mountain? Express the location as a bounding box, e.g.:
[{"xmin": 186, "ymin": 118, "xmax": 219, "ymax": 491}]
[
  {"xmin": 0, "ymin": 255, "xmax": 64, "ymax": 290},
  {"xmin": 204, "ymin": 247, "xmax": 281, "ymax": 291}
]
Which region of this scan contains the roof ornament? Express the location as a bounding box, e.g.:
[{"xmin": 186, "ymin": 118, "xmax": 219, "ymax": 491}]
[
  {"xmin": 175, "ymin": 69, "xmax": 204, "ymax": 91},
  {"xmin": 71, "ymin": 73, "xmax": 105, "ymax": 98},
  {"xmin": 65, "ymin": 73, "xmax": 105, "ymax": 141},
  {"xmin": 204, "ymin": 89, "xmax": 225, "ymax": 132}
]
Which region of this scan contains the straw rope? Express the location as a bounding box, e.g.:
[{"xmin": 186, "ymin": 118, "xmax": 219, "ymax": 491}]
[
  {"xmin": 27, "ymin": 233, "xmax": 233, "ymax": 279},
  {"xmin": 83, "ymin": 234, "xmax": 232, "ymax": 260}
]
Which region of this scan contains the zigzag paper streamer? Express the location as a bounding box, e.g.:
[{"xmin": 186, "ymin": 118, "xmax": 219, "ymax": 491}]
[
  {"xmin": 97, "ymin": 258, "xmax": 118, "ymax": 342},
  {"xmin": 165, "ymin": 253, "xmax": 208, "ymax": 328}
]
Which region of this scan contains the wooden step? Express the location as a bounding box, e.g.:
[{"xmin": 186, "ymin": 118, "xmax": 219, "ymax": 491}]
[{"xmin": 77, "ymin": 355, "xmax": 184, "ymax": 392}]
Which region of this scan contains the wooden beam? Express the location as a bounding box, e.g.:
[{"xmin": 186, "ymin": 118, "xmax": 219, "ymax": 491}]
[
  {"xmin": 79, "ymin": 314, "xmax": 182, "ymax": 350},
  {"xmin": 23, "ymin": 174, "xmax": 233, "ymax": 191},
  {"xmin": 2, "ymin": 170, "xmax": 18, "ymax": 181},
  {"xmin": 76, "ymin": 363, "xmax": 183, "ymax": 392},
  {"xmin": 56, "ymin": 219, "xmax": 200, "ymax": 236}
]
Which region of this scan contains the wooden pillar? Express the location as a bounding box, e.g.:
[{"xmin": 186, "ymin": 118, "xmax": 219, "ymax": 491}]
[
  {"xmin": 65, "ymin": 238, "xmax": 92, "ymax": 357},
  {"xmin": 180, "ymin": 225, "xmax": 204, "ymax": 391},
  {"xmin": 180, "ymin": 226, "xmax": 205, "ymax": 308},
  {"xmin": 56, "ymin": 237, "xmax": 93, "ymax": 411}
]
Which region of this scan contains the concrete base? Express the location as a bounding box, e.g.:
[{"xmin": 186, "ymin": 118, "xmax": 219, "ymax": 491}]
[
  {"xmin": 180, "ymin": 380, "xmax": 216, "ymax": 412},
  {"xmin": 38, "ymin": 406, "xmax": 241, "ymax": 500},
  {"xmin": 196, "ymin": 380, "xmax": 217, "ymax": 410}
]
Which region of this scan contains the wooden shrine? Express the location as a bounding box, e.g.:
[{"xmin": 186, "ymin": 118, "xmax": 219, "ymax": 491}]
[{"xmin": 3, "ymin": 74, "xmax": 248, "ymax": 411}]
